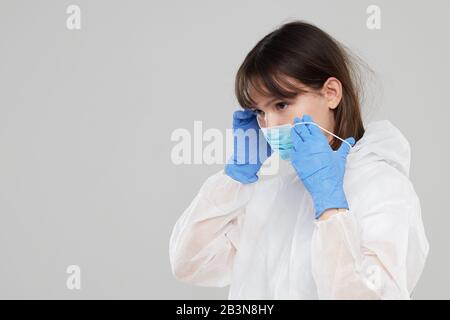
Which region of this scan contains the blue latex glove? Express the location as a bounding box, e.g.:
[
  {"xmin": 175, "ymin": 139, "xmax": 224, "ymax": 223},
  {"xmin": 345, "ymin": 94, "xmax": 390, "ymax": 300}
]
[
  {"xmin": 289, "ymin": 114, "xmax": 355, "ymax": 219},
  {"xmin": 225, "ymin": 109, "xmax": 272, "ymax": 184}
]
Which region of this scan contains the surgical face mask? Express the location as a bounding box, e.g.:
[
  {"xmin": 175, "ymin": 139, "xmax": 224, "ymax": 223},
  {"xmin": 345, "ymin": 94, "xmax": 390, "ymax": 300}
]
[
  {"xmin": 259, "ymin": 123, "xmax": 293, "ymax": 160},
  {"xmin": 258, "ymin": 119, "xmax": 353, "ymax": 161}
]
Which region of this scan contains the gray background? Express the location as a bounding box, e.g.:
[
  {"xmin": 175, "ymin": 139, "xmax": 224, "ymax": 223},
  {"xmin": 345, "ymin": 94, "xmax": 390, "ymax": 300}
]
[{"xmin": 0, "ymin": 0, "xmax": 448, "ymax": 299}]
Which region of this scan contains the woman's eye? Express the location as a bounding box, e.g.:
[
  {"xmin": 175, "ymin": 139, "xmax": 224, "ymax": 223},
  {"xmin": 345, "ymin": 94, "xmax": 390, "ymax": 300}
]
[
  {"xmin": 276, "ymin": 102, "xmax": 289, "ymax": 110},
  {"xmin": 252, "ymin": 109, "xmax": 264, "ymax": 116}
]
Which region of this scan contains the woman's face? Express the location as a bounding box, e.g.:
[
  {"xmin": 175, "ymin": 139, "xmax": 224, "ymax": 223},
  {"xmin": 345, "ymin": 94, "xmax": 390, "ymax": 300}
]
[{"xmin": 248, "ymin": 76, "xmax": 342, "ymax": 142}]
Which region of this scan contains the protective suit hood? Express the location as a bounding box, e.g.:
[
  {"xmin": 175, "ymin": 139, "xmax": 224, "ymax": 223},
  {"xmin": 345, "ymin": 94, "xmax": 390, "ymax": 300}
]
[{"xmin": 347, "ymin": 120, "xmax": 411, "ymax": 177}]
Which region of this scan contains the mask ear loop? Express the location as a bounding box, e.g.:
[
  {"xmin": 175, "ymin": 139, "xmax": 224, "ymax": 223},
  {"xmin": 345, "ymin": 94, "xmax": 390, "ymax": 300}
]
[
  {"xmin": 293, "ymin": 121, "xmax": 353, "ymax": 148},
  {"xmin": 255, "ymin": 112, "xmax": 269, "ymax": 128}
]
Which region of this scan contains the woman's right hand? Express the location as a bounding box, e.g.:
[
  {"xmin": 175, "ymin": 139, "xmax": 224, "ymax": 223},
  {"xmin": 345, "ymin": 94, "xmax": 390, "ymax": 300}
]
[{"xmin": 224, "ymin": 109, "xmax": 272, "ymax": 184}]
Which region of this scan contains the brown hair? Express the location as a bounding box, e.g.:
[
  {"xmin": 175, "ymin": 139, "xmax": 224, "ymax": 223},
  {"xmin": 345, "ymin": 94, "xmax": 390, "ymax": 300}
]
[{"xmin": 235, "ymin": 20, "xmax": 367, "ymax": 150}]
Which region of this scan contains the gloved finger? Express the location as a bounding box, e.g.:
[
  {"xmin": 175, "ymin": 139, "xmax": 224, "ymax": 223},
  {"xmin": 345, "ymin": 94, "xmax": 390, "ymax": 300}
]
[
  {"xmin": 290, "ymin": 133, "xmax": 305, "ymax": 156},
  {"xmin": 234, "ymin": 109, "xmax": 255, "ymax": 120},
  {"xmin": 297, "ymin": 118, "xmax": 314, "ymax": 142},
  {"xmin": 337, "ymin": 136, "xmax": 356, "ymax": 158},
  {"xmin": 294, "ymin": 114, "xmax": 312, "ymax": 133},
  {"xmin": 302, "ymin": 114, "xmax": 323, "ymax": 138},
  {"xmin": 291, "ymin": 119, "xmax": 304, "ymax": 147},
  {"xmin": 292, "ymin": 116, "xmax": 304, "ymax": 136},
  {"xmin": 293, "ymin": 116, "xmax": 313, "ymax": 143},
  {"xmin": 233, "ymin": 109, "xmax": 255, "ymax": 127}
]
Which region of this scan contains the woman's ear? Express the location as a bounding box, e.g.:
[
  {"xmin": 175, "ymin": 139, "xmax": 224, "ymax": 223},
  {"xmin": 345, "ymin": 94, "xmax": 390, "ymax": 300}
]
[{"xmin": 321, "ymin": 77, "xmax": 342, "ymax": 110}]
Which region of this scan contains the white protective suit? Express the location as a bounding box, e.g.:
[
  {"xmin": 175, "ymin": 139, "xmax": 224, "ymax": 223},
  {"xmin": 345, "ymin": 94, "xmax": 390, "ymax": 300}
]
[{"xmin": 169, "ymin": 119, "xmax": 429, "ymax": 299}]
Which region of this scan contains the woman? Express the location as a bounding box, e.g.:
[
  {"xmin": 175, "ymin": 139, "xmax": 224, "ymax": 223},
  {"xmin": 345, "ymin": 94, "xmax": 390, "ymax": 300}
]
[{"xmin": 169, "ymin": 20, "xmax": 429, "ymax": 299}]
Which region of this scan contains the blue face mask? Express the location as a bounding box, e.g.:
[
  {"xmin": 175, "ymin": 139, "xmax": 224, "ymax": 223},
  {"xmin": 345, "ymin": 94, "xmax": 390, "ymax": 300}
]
[
  {"xmin": 260, "ymin": 123, "xmax": 293, "ymax": 160},
  {"xmin": 259, "ymin": 121, "xmax": 354, "ymax": 161}
]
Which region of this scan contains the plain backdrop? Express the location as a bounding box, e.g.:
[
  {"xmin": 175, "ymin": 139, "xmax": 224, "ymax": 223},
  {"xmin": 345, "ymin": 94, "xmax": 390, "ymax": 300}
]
[{"xmin": 0, "ymin": 0, "xmax": 448, "ymax": 299}]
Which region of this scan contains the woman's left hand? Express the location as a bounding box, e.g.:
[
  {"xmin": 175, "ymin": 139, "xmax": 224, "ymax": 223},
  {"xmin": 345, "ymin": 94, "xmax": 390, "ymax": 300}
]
[{"xmin": 289, "ymin": 114, "xmax": 355, "ymax": 219}]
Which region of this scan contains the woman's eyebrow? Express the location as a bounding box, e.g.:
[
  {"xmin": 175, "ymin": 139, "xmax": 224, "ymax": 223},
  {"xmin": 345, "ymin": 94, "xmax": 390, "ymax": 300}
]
[
  {"xmin": 253, "ymin": 97, "xmax": 279, "ymax": 108},
  {"xmin": 265, "ymin": 97, "xmax": 279, "ymax": 107}
]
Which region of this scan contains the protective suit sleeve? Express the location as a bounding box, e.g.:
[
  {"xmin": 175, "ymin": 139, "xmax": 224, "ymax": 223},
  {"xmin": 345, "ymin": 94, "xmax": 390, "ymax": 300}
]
[
  {"xmin": 310, "ymin": 168, "xmax": 429, "ymax": 299},
  {"xmin": 169, "ymin": 169, "xmax": 254, "ymax": 287}
]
